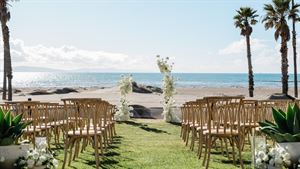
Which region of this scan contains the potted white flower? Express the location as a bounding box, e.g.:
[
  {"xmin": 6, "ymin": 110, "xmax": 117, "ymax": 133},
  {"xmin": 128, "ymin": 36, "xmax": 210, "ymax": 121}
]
[
  {"xmin": 259, "ymin": 104, "xmax": 300, "ymax": 166},
  {"xmin": 0, "ymin": 108, "xmax": 31, "ymax": 169},
  {"xmin": 254, "ymin": 143, "xmax": 291, "ymax": 169},
  {"xmin": 15, "ymin": 137, "xmax": 58, "ymax": 169}
]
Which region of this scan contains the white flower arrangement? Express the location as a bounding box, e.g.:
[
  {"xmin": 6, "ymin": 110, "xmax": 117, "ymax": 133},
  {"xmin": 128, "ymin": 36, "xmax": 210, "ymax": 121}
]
[
  {"xmin": 156, "ymin": 55, "xmax": 177, "ymax": 122},
  {"xmin": 255, "ymin": 143, "xmax": 291, "ymax": 169},
  {"xmin": 115, "ymin": 75, "xmax": 134, "ymax": 121},
  {"xmin": 15, "ymin": 138, "xmax": 58, "ymax": 169}
]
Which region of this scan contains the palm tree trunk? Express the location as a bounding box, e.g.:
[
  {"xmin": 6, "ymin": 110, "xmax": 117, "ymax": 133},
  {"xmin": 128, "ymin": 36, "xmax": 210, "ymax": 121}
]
[
  {"xmin": 281, "ymin": 37, "xmax": 289, "ymax": 95},
  {"xmin": 1, "ymin": 20, "xmax": 6, "ymax": 100},
  {"xmin": 246, "ymin": 35, "xmax": 254, "ymax": 97},
  {"xmin": 2, "ymin": 61, "xmax": 6, "ymax": 100},
  {"xmin": 292, "ymin": 0, "xmax": 298, "ymax": 97},
  {"xmin": 3, "ymin": 25, "xmax": 12, "ymax": 101}
]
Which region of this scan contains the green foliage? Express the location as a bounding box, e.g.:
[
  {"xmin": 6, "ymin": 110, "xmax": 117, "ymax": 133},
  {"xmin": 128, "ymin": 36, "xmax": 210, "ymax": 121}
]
[
  {"xmin": 0, "ymin": 107, "xmax": 31, "ymax": 146},
  {"xmin": 261, "ymin": 0, "xmax": 300, "ymax": 41},
  {"xmin": 233, "ymin": 7, "xmax": 258, "ymax": 36},
  {"xmin": 259, "ymin": 103, "xmax": 300, "ymax": 143}
]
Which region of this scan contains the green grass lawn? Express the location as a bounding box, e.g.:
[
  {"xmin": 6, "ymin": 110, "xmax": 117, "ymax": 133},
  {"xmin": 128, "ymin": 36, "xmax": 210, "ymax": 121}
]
[{"xmin": 54, "ymin": 119, "xmax": 252, "ymax": 169}]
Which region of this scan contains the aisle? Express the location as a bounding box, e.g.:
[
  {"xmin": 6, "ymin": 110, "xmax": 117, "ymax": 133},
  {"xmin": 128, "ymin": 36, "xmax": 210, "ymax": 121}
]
[{"xmin": 57, "ymin": 119, "xmax": 251, "ymax": 169}]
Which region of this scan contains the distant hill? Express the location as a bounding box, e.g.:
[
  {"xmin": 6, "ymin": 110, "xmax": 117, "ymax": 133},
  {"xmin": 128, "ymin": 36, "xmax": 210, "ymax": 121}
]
[{"xmin": 14, "ymin": 66, "xmax": 64, "ymax": 72}]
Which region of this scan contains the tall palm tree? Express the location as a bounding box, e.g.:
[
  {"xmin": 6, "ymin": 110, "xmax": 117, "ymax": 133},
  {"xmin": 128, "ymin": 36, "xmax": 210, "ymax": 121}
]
[
  {"xmin": 0, "ymin": 0, "xmax": 12, "ymax": 100},
  {"xmin": 234, "ymin": 7, "xmax": 258, "ymax": 97},
  {"xmin": 289, "ymin": 0, "xmax": 300, "ymax": 97},
  {"xmin": 262, "ymin": 0, "xmax": 297, "ymax": 95}
]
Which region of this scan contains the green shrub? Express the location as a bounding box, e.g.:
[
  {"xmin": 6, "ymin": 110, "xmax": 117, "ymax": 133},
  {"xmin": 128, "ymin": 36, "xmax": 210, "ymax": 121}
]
[{"xmin": 0, "ymin": 108, "xmax": 32, "ymax": 146}]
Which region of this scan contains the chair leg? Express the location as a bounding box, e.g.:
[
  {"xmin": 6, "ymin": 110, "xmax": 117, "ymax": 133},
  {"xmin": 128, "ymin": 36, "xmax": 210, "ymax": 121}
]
[
  {"xmin": 236, "ymin": 137, "xmax": 244, "ymax": 169},
  {"xmin": 205, "ymin": 135, "xmax": 212, "ymax": 169},
  {"xmin": 94, "ymin": 135, "xmax": 100, "ymax": 169},
  {"xmin": 108, "ymin": 126, "xmax": 113, "ymax": 143},
  {"xmin": 198, "ymin": 131, "xmax": 203, "ymax": 159},
  {"xmin": 99, "ymin": 135, "xmax": 104, "ymax": 155},
  {"xmin": 181, "ymin": 124, "xmax": 185, "ymax": 139},
  {"xmin": 62, "ymin": 137, "xmax": 71, "ymax": 169},
  {"xmin": 103, "ymin": 131, "xmax": 108, "ymax": 151},
  {"xmin": 113, "ymin": 123, "xmax": 117, "ymax": 136},
  {"xmin": 220, "ymin": 139, "xmax": 224, "ymax": 156},
  {"xmin": 202, "ymin": 135, "xmax": 208, "ymax": 166},
  {"xmin": 224, "ymin": 139, "xmax": 230, "ymax": 158},
  {"xmin": 73, "ymin": 139, "xmax": 81, "ymax": 160},
  {"xmin": 185, "ymin": 126, "xmax": 190, "ymax": 146},
  {"xmin": 81, "ymin": 138, "xmax": 87, "ymax": 153},
  {"xmin": 190, "ymin": 128, "xmax": 195, "ymax": 150},
  {"xmin": 182, "ymin": 125, "xmax": 186, "ymax": 141},
  {"xmin": 68, "ymin": 138, "xmax": 76, "ymax": 166},
  {"xmin": 231, "ymin": 138, "xmax": 236, "ymax": 166}
]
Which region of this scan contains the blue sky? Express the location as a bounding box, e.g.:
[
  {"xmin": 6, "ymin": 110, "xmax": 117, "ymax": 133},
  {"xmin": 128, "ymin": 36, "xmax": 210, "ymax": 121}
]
[{"xmin": 5, "ymin": 0, "xmax": 295, "ymax": 73}]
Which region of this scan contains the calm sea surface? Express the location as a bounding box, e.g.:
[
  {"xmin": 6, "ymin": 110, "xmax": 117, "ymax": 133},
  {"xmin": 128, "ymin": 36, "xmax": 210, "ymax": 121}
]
[{"xmin": 2, "ymin": 72, "xmax": 296, "ymax": 88}]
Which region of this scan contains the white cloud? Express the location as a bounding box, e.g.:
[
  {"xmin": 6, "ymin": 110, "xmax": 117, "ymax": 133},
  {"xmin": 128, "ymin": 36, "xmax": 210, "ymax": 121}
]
[
  {"xmin": 0, "ymin": 38, "xmax": 299, "ymax": 73},
  {"xmin": 0, "ymin": 39, "xmax": 155, "ymax": 72},
  {"xmin": 218, "ymin": 38, "xmax": 267, "ymax": 55},
  {"xmin": 216, "ymin": 38, "xmax": 300, "ymax": 73}
]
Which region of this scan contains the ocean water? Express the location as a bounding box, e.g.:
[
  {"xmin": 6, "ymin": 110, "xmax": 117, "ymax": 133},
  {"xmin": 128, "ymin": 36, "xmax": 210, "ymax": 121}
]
[{"xmin": 1, "ymin": 72, "xmax": 296, "ymax": 88}]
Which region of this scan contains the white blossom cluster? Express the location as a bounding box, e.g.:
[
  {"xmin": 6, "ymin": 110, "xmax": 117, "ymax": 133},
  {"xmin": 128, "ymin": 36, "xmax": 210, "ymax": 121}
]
[
  {"xmin": 15, "ymin": 138, "xmax": 58, "ymax": 169},
  {"xmin": 255, "ymin": 143, "xmax": 291, "ymax": 169},
  {"xmin": 156, "ymin": 55, "xmax": 177, "ymax": 122},
  {"xmin": 115, "ymin": 75, "xmax": 133, "ymax": 121}
]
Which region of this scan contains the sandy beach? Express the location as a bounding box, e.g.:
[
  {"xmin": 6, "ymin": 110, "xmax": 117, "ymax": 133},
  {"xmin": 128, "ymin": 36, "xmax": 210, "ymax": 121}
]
[{"xmin": 7, "ymin": 86, "xmax": 289, "ymax": 107}]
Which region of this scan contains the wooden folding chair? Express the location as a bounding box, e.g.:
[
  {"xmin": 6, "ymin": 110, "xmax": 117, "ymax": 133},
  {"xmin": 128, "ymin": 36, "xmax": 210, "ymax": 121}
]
[
  {"xmin": 202, "ymin": 96, "xmax": 244, "ymax": 169},
  {"xmin": 61, "ymin": 98, "xmax": 108, "ymax": 169}
]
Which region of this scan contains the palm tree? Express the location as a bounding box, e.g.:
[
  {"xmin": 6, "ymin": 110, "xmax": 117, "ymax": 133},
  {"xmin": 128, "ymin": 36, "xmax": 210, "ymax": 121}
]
[
  {"xmin": 0, "ymin": 0, "xmax": 13, "ymax": 100},
  {"xmin": 289, "ymin": 0, "xmax": 300, "ymax": 97},
  {"xmin": 234, "ymin": 7, "xmax": 258, "ymax": 97},
  {"xmin": 262, "ymin": 0, "xmax": 297, "ymax": 95}
]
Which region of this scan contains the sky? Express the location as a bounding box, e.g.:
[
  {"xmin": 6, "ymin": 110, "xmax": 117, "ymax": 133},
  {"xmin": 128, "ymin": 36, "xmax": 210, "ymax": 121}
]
[{"xmin": 4, "ymin": 0, "xmax": 299, "ymax": 73}]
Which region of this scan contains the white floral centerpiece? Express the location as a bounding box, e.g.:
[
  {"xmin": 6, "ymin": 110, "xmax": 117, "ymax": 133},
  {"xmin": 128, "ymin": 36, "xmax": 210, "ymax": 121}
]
[
  {"xmin": 115, "ymin": 75, "xmax": 134, "ymax": 121},
  {"xmin": 156, "ymin": 55, "xmax": 178, "ymax": 122},
  {"xmin": 15, "ymin": 138, "xmax": 58, "ymax": 169},
  {"xmin": 255, "ymin": 142, "xmax": 291, "ymax": 169}
]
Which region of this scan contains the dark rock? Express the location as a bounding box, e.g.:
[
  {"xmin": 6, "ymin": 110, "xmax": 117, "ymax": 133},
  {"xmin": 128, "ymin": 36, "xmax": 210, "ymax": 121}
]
[
  {"xmin": 132, "ymin": 82, "xmax": 162, "ymax": 94},
  {"xmin": 53, "ymin": 88, "xmax": 78, "ymax": 94},
  {"xmin": 146, "ymin": 85, "xmax": 163, "ymax": 94},
  {"xmin": 29, "ymin": 90, "xmax": 52, "ymax": 95},
  {"xmin": 132, "ymin": 82, "xmax": 152, "ymax": 94},
  {"xmin": 267, "ymin": 93, "xmax": 295, "ymax": 100},
  {"xmin": 130, "ymin": 105, "xmax": 153, "ymax": 118},
  {"xmin": 130, "ymin": 105, "xmax": 163, "ymax": 119},
  {"xmin": 13, "ymin": 89, "xmax": 22, "ymax": 93}
]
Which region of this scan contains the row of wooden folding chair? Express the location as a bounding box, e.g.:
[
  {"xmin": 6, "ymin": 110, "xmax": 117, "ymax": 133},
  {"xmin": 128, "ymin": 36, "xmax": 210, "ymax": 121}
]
[
  {"xmin": 181, "ymin": 97, "xmax": 249, "ymax": 169},
  {"xmin": 181, "ymin": 98, "xmax": 293, "ymax": 147},
  {"xmin": 181, "ymin": 97, "xmax": 294, "ymax": 169},
  {"xmin": 61, "ymin": 98, "xmax": 116, "ymax": 169}
]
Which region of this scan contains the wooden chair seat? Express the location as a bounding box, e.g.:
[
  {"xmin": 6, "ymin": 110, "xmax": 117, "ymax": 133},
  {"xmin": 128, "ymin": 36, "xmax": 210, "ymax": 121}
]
[
  {"xmin": 196, "ymin": 126, "xmax": 208, "ymax": 131},
  {"xmin": 37, "ymin": 125, "xmax": 52, "ymax": 130},
  {"xmin": 48, "ymin": 122, "xmax": 61, "ymax": 127},
  {"xmin": 23, "ymin": 127, "xmax": 41, "ymax": 133},
  {"xmin": 203, "ymin": 128, "xmax": 239, "ymax": 137},
  {"xmin": 189, "ymin": 123, "xmax": 199, "ymax": 127},
  {"xmin": 240, "ymin": 122, "xmax": 258, "ymax": 127},
  {"xmin": 67, "ymin": 129, "xmax": 102, "ymax": 136}
]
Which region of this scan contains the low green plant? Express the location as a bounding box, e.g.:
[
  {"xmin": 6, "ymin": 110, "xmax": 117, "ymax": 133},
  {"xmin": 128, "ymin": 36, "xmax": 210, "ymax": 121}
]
[
  {"xmin": 0, "ymin": 108, "xmax": 32, "ymax": 146},
  {"xmin": 259, "ymin": 103, "xmax": 300, "ymax": 143}
]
